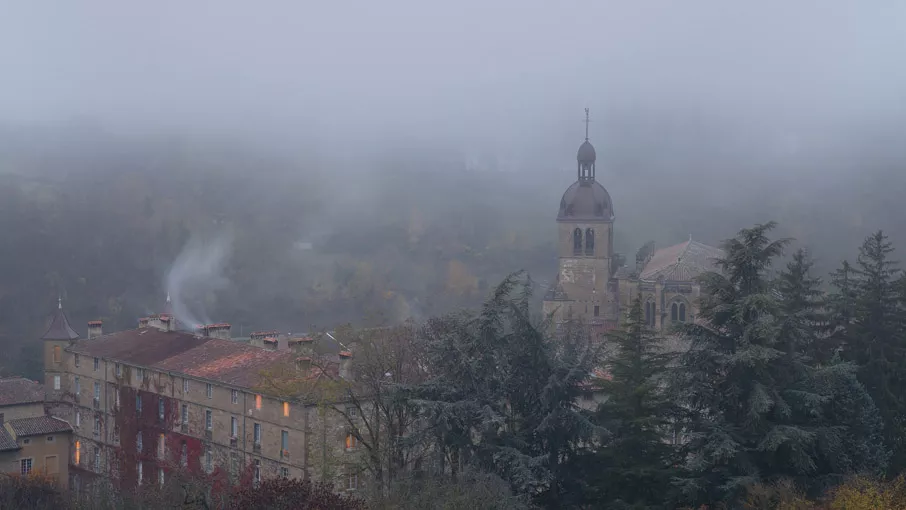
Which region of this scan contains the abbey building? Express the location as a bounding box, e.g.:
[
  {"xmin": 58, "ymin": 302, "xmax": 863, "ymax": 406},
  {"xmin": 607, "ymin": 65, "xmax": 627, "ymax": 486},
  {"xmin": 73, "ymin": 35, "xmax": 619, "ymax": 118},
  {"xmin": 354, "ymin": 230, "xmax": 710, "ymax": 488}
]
[{"xmin": 542, "ymin": 111, "xmax": 724, "ymax": 333}]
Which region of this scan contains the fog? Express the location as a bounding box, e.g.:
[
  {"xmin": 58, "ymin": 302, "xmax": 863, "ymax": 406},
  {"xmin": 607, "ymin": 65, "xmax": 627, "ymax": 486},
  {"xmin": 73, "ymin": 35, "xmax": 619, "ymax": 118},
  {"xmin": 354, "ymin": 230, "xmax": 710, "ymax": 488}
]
[{"xmin": 2, "ymin": 1, "xmax": 906, "ymax": 378}]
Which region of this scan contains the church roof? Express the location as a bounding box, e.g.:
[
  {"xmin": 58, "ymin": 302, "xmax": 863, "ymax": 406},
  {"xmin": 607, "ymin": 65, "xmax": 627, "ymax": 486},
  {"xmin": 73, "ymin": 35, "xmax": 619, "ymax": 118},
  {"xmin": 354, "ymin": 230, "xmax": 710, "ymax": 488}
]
[
  {"xmin": 640, "ymin": 239, "xmax": 724, "ymax": 282},
  {"xmin": 557, "ymin": 180, "xmax": 613, "ymax": 221},
  {"xmin": 42, "ymin": 300, "xmax": 80, "ymax": 341}
]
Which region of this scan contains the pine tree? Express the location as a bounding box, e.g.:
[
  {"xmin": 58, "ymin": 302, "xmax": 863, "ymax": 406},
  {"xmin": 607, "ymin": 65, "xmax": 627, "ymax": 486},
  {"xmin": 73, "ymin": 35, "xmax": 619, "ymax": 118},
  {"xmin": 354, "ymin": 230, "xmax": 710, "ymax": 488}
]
[
  {"xmin": 568, "ymin": 296, "xmax": 681, "ymax": 508},
  {"xmin": 839, "ymin": 231, "xmax": 906, "ymax": 473},
  {"xmin": 672, "ymin": 223, "xmax": 886, "ymax": 506}
]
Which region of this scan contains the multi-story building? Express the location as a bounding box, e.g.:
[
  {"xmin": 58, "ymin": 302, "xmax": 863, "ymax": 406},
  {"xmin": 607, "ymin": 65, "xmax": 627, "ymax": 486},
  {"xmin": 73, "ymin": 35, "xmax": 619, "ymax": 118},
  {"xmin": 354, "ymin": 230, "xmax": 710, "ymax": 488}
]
[
  {"xmin": 41, "ymin": 302, "xmax": 362, "ymax": 494},
  {"xmin": 0, "ymin": 376, "xmax": 73, "ymax": 487}
]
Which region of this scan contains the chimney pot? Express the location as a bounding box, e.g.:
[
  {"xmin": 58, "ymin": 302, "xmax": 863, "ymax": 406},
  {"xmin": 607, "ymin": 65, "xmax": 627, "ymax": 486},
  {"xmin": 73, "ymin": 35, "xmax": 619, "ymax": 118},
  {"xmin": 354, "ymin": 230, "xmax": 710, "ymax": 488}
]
[
  {"xmin": 339, "ymin": 351, "xmax": 353, "ymax": 381},
  {"xmin": 87, "ymin": 321, "xmax": 103, "ymax": 340}
]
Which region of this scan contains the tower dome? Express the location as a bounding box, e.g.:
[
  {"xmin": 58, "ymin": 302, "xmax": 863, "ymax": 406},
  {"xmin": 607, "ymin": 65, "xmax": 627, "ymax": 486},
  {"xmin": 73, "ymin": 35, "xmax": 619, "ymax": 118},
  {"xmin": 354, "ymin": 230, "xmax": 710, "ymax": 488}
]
[
  {"xmin": 558, "ymin": 108, "xmax": 613, "ymax": 221},
  {"xmin": 577, "ymin": 140, "xmax": 596, "ymax": 163}
]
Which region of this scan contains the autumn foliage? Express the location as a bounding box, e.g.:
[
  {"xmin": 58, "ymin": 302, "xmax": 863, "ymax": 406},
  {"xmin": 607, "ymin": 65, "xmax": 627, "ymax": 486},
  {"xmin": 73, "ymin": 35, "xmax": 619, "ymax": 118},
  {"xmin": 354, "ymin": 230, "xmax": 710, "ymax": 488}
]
[{"xmin": 227, "ymin": 478, "xmax": 365, "ymax": 510}]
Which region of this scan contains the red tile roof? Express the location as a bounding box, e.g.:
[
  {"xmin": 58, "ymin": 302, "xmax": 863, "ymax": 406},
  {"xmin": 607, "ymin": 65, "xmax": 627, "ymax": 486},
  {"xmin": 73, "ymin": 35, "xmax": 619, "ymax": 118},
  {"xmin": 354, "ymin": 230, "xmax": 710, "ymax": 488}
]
[
  {"xmin": 69, "ymin": 328, "xmax": 294, "ymax": 388},
  {"xmin": 0, "ymin": 377, "xmax": 45, "ymax": 406},
  {"xmin": 8, "ymin": 416, "xmax": 72, "ymax": 437},
  {"xmin": 640, "ymin": 240, "xmax": 724, "ymax": 282}
]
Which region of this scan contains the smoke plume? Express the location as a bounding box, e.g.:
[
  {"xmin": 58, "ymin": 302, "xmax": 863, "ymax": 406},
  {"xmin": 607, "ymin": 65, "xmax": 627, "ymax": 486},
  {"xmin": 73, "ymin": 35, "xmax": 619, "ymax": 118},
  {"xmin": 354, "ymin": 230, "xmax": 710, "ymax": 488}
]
[{"xmin": 165, "ymin": 231, "xmax": 233, "ymax": 329}]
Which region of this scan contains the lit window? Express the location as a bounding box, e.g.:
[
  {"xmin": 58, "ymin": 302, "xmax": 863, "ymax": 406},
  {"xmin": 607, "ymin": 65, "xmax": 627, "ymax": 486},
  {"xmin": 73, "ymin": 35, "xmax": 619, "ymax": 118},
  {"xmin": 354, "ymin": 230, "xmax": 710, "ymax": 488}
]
[
  {"xmin": 206, "ymin": 384, "xmax": 213, "ymax": 399},
  {"xmin": 345, "ymin": 433, "xmax": 357, "ymax": 450},
  {"xmin": 74, "ymin": 376, "xmax": 80, "ymax": 395},
  {"xmin": 53, "ymin": 346, "xmax": 61, "ymax": 363},
  {"xmin": 115, "ymin": 363, "xmax": 121, "ymax": 377},
  {"xmin": 137, "ymin": 432, "xmax": 143, "ymax": 453},
  {"xmin": 20, "ymin": 458, "xmax": 32, "ymax": 475},
  {"xmin": 74, "ymin": 440, "xmax": 81, "ymax": 464},
  {"xmin": 181, "ymin": 404, "xmax": 188, "ymax": 425},
  {"xmin": 231, "ymin": 417, "xmax": 238, "ymax": 437},
  {"xmin": 283, "ymin": 401, "xmax": 289, "ymax": 417},
  {"xmin": 253, "ymin": 423, "xmax": 261, "ymax": 444},
  {"xmin": 74, "ymin": 354, "xmax": 80, "ymax": 368},
  {"xmin": 93, "ymin": 357, "xmax": 99, "ymax": 371},
  {"xmin": 231, "ymin": 390, "xmax": 239, "ymax": 404},
  {"xmin": 183, "ymin": 379, "xmax": 189, "ymax": 393},
  {"xmin": 255, "ymin": 394, "xmax": 262, "ymax": 410},
  {"xmin": 53, "ymin": 375, "xmax": 60, "ymax": 390},
  {"xmin": 205, "ymin": 410, "xmax": 212, "ymax": 431}
]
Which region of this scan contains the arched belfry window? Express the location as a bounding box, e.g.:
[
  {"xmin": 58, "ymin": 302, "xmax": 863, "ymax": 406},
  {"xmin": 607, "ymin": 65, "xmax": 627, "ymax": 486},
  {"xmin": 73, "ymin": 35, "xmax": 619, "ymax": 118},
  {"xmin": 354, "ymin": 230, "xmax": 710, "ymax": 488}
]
[
  {"xmin": 573, "ymin": 228, "xmax": 582, "ymax": 255},
  {"xmin": 671, "ymin": 303, "xmax": 678, "ymax": 322},
  {"xmin": 644, "ymin": 301, "xmax": 653, "ymax": 326},
  {"xmin": 585, "ymin": 229, "xmax": 595, "ymax": 256},
  {"xmin": 679, "ymin": 303, "xmax": 687, "ymax": 322}
]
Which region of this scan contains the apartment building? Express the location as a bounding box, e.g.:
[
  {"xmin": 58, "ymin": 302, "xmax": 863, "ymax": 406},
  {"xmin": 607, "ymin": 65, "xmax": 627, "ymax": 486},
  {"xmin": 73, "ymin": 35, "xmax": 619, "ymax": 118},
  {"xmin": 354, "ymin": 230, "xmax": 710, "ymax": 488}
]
[{"xmin": 42, "ymin": 304, "xmax": 362, "ymax": 493}]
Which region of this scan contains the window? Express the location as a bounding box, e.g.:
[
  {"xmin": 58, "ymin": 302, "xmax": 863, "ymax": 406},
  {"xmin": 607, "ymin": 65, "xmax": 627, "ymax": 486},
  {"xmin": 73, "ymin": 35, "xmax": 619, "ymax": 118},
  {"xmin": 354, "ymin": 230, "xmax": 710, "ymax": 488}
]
[
  {"xmin": 53, "ymin": 375, "xmax": 60, "ymax": 390},
  {"xmin": 345, "ymin": 433, "xmax": 357, "ymax": 450},
  {"xmin": 205, "ymin": 410, "xmax": 212, "ymax": 431},
  {"xmin": 75, "ymin": 411, "xmax": 81, "ymax": 428},
  {"xmin": 347, "ymin": 472, "xmax": 358, "ymax": 490},
  {"xmin": 46, "ymin": 436, "xmax": 54, "ymax": 443},
  {"xmin": 93, "ymin": 357, "xmax": 99, "ymax": 371},
  {"xmin": 93, "ymin": 415, "xmax": 100, "ymax": 435},
  {"xmin": 158, "ymin": 467, "xmax": 165, "ymax": 486},
  {"xmin": 94, "ymin": 447, "xmax": 100, "ymax": 472},
  {"xmin": 281, "ymin": 430, "xmax": 289, "ymax": 455},
  {"xmin": 205, "ymin": 448, "xmax": 213, "ymax": 473},
  {"xmin": 671, "ymin": 303, "xmax": 678, "ymax": 322},
  {"xmin": 594, "ymin": 305, "xmax": 600, "ymax": 317},
  {"xmin": 74, "ymin": 376, "xmax": 80, "ymax": 395},
  {"xmin": 183, "ymin": 379, "xmax": 189, "ymax": 393},
  {"xmin": 23, "ymin": 438, "xmax": 30, "ymax": 445},
  {"xmin": 74, "ymin": 354, "xmax": 80, "ymax": 367},
  {"xmin": 158, "ymin": 433, "xmax": 165, "ymax": 459},
  {"xmin": 231, "ymin": 417, "xmax": 238, "ymax": 438},
  {"xmin": 137, "ymin": 432, "xmax": 143, "ymax": 453},
  {"xmin": 158, "ymin": 398, "xmax": 165, "ymax": 420},
  {"xmin": 20, "ymin": 458, "xmax": 32, "ymax": 475},
  {"xmin": 347, "ymin": 407, "xmax": 357, "ymax": 418},
  {"xmin": 283, "ymin": 401, "xmax": 289, "ymax": 417},
  {"xmin": 254, "ymin": 459, "xmax": 261, "ymax": 485},
  {"xmin": 94, "ymin": 381, "xmax": 101, "ymax": 400},
  {"xmin": 281, "ymin": 467, "xmax": 289, "ymax": 479},
  {"xmin": 206, "ymin": 383, "xmax": 213, "ymax": 399},
  {"xmin": 679, "ymin": 303, "xmax": 686, "ymax": 322},
  {"xmin": 74, "ymin": 441, "xmax": 81, "ymax": 464},
  {"xmin": 137, "ymin": 461, "xmax": 143, "ymax": 485},
  {"xmin": 180, "ymin": 442, "xmax": 188, "ymax": 467},
  {"xmin": 644, "ymin": 301, "xmax": 654, "ymax": 326},
  {"xmin": 53, "ymin": 345, "xmax": 61, "ymax": 363},
  {"xmin": 181, "ymin": 404, "xmax": 188, "ymax": 425},
  {"xmin": 585, "ymin": 228, "xmax": 595, "ymax": 256},
  {"xmin": 231, "ymin": 389, "xmax": 239, "ymax": 404},
  {"xmin": 255, "ymin": 394, "xmax": 262, "ymax": 410},
  {"xmin": 136, "ymin": 394, "xmax": 142, "ymax": 414},
  {"xmin": 115, "ymin": 388, "xmax": 120, "ymax": 407},
  {"xmin": 113, "ymin": 425, "xmax": 120, "ymax": 443},
  {"xmin": 136, "ymin": 368, "xmax": 144, "ymax": 383},
  {"xmin": 115, "ymin": 363, "xmax": 121, "ymax": 377},
  {"xmin": 573, "ymin": 228, "xmax": 583, "ymax": 255},
  {"xmin": 253, "ymin": 423, "xmax": 261, "ymax": 444}
]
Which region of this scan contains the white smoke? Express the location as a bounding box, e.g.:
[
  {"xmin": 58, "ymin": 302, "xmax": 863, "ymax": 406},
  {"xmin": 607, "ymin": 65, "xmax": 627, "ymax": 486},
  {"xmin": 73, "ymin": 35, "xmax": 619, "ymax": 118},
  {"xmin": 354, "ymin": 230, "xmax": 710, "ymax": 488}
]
[{"xmin": 165, "ymin": 231, "xmax": 233, "ymax": 330}]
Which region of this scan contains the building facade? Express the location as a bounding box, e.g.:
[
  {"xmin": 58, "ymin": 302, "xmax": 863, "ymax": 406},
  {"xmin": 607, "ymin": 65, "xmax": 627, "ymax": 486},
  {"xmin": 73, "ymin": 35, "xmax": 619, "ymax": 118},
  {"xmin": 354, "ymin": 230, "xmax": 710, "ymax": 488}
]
[
  {"xmin": 41, "ymin": 305, "xmax": 362, "ymax": 495},
  {"xmin": 543, "ymin": 111, "xmax": 724, "ymax": 332}
]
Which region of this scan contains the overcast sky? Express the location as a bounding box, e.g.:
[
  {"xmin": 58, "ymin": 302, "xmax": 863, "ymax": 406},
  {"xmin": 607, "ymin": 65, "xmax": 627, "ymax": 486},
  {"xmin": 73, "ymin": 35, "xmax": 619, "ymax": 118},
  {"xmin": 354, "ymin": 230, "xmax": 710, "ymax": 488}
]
[{"xmin": 2, "ymin": 1, "xmax": 905, "ymax": 147}]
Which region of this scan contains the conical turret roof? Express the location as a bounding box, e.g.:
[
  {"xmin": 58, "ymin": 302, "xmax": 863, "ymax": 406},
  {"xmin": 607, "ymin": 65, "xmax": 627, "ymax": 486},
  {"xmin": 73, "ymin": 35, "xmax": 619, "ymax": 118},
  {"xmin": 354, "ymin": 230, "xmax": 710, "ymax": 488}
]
[{"xmin": 42, "ymin": 297, "xmax": 80, "ymax": 341}]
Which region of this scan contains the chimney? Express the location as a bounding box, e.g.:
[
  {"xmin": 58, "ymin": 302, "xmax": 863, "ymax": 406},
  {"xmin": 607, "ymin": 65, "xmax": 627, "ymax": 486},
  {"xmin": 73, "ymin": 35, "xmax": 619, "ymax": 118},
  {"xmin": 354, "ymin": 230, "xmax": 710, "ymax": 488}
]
[
  {"xmin": 87, "ymin": 321, "xmax": 103, "ymax": 339},
  {"xmin": 203, "ymin": 323, "xmax": 232, "ymax": 340},
  {"xmin": 148, "ymin": 314, "xmax": 174, "ymax": 332},
  {"xmin": 138, "ymin": 317, "xmax": 150, "ymax": 329},
  {"xmin": 295, "ymin": 356, "xmax": 312, "ymax": 375},
  {"xmin": 288, "ymin": 336, "xmax": 314, "ymax": 356},
  {"xmin": 339, "ymin": 351, "xmax": 353, "ymax": 381},
  {"xmin": 250, "ymin": 330, "xmax": 279, "ymax": 348}
]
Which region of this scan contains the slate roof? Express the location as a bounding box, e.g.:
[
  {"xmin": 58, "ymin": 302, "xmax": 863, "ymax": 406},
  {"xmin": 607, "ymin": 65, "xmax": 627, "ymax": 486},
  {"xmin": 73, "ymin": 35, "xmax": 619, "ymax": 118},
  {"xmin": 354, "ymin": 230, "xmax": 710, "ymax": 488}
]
[
  {"xmin": 0, "ymin": 429, "xmax": 18, "ymax": 452},
  {"xmin": 69, "ymin": 328, "xmax": 295, "ymax": 388},
  {"xmin": 639, "ymin": 240, "xmax": 724, "ymax": 282},
  {"xmin": 0, "ymin": 377, "xmax": 45, "ymax": 407},
  {"xmin": 42, "ymin": 306, "xmax": 80, "ymax": 340},
  {"xmin": 7, "ymin": 416, "xmax": 72, "ymax": 437}
]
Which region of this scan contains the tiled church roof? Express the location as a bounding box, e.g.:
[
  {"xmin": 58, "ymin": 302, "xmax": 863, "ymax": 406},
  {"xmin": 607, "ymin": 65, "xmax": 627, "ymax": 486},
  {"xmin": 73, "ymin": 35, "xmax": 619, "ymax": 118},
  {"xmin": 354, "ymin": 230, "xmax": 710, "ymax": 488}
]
[{"xmin": 640, "ymin": 239, "xmax": 724, "ymax": 282}]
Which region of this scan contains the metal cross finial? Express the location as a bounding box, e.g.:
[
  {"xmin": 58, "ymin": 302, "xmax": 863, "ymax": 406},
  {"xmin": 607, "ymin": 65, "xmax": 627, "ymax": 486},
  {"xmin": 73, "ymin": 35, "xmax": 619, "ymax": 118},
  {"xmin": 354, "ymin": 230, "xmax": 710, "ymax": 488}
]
[
  {"xmin": 166, "ymin": 292, "xmax": 171, "ymax": 303},
  {"xmin": 58, "ymin": 295, "xmax": 62, "ymax": 310},
  {"xmin": 584, "ymin": 108, "xmax": 590, "ymax": 140}
]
